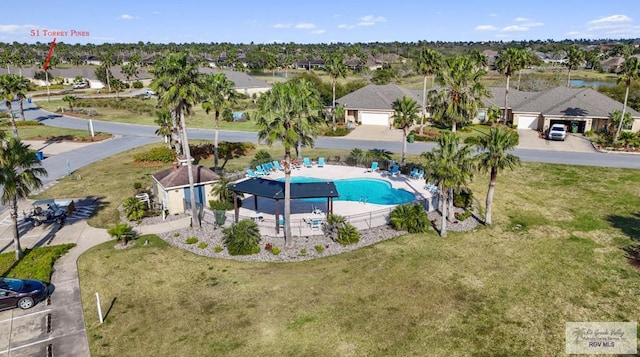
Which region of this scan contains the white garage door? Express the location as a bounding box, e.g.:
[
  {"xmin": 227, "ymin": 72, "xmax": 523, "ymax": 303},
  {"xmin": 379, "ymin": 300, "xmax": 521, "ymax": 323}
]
[
  {"xmin": 360, "ymin": 112, "xmax": 390, "ymax": 126},
  {"xmin": 517, "ymin": 115, "xmax": 539, "ymax": 130}
]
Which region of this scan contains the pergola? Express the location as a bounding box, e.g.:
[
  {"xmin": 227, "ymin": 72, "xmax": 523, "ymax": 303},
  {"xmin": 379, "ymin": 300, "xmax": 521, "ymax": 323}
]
[{"xmin": 227, "ymin": 177, "xmax": 339, "ymax": 234}]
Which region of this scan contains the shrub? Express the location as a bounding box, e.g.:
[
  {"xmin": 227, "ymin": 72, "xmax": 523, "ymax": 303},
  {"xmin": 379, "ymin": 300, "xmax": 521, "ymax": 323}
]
[
  {"xmin": 107, "ymin": 223, "xmax": 135, "ymax": 246},
  {"xmin": 414, "ymin": 129, "xmax": 442, "ymax": 142},
  {"xmin": 584, "ymin": 130, "xmax": 595, "ymax": 137},
  {"xmin": 271, "ymin": 247, "xmax": 281, "ymax": 255},
  {"xmin": 132, "ymin": 80, "xmax": 143, "ymax": 89},
  {"xmin": 213, "ymin": 245, "xmax": 223, "ymax": 253},
  {"xmin": 390, "ymin": 203, "xmax": 429, "ymax": 233},
  {"xmin": 265, "ymin": 243, "xmax": 273, "ymax": 251},
  {"xmin": 209, "ymin": 200, "xmax": 234, "ymax": 211},
  {"xmin": 300, "ymin": 248, "xmax": 307, "ymax": 255},
  {"xmin": 133, "ymin": 182, "xmax": 142, "ymax": 191},
  {"xmin": 335, "ymin": 224, "xmax": 360, "ymax": 245},
  {"xmin": 314, "ymin": 245, "xmax": 325, "ymax": 254},
  {"xmin": 133, "ymin": 146, "xmax": 176, "ymax": 163},
  {"xmin": 222, "ymin": 219, "xmax": 261, "ymax": 255},
  {"xmin": 14, "ymin": 120, "xmax": 43, "ymax": 127},
  {"xmin": 250, "ymin": 149, "xmax": 272, "ymax": 168},
  {"xmin": 453, "ymin": 188, "xmax": 473, "ymax": 209},
  {"xmin": 323, "ymin": 127, "xmax": 350, "ymax": 137},
  {"xmin": 455, "ymin": 210, "xmax": 472, "ymax": 221},
  {"xmin": 123, "ymin": 196, "xmax": 147, "ymax": 222},
  {"xmin": 185, "ymin": 237, "xmax": 198, "ymax": 244},
  {"xmin": 197, "ymin": 242, "xmax": 208, "ymax": 249}
]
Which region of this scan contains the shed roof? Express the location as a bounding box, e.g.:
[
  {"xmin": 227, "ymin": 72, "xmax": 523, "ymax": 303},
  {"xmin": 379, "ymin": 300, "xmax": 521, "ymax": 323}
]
[
  {"xmin": 228, "ymin": 178, "xmax": 339, "ymax": 199},
  {"xmin": 152, "ymin": 165, "xmax": 220, "ymax": 189}
]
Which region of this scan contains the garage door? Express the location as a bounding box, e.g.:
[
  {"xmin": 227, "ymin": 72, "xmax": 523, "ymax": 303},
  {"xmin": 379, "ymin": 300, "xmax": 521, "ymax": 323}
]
[
  {"xmin": 360, "ymin": 112, "xmax": 390, "ymax": 126},
  {"xmin": 517, "ymin": 115, "xmax": 539, "ymax": 130}
]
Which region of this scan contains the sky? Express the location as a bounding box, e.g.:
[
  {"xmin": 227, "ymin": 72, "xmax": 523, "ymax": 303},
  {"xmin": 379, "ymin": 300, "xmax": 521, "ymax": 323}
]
[{"xmin": 2, "ymin": 0, "xmax": 640, "ymax": 45}]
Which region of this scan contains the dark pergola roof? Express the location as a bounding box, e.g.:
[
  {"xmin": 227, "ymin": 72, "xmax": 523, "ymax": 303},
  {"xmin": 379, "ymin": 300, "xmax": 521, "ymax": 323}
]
[{"xmin": 228, "ymin": 177, "xmax": 339, "ymax": 199}]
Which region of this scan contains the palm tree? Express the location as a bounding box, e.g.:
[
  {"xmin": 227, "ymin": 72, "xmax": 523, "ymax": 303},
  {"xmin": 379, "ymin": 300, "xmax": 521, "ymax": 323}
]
[
  {"xmin": 99, "ymin": 50, "xmax": 114, "ymax": 92},
  {"xmin": 609, "ymin": 109, "xmax": 633, "ymax": 136},
  {"xmin": 255, "ymin": 80, "xmax": 323, "ymax": 247},
  {"xmin": 15, "ymin": 75, "xmax": 29, "ymax": 121},
  {"xmin": 416, "ymin": 48, "xmax": 443, "ymax": 134},
  {"xmin": 391, "ymin": 96, "xmax": 420, "ymax": 165},
  {"xmin": 430, "ymin": 55, "xmax": 489, "ymax": 132},
  {"xmin": 0, "ymin": 74, "xmax": 23, "ymax": 138},
  {"xmin": 0, "ymin": 136, "xmax": 47, "ymax": 260},
  {"xmin": 323, "ymin": 53, "xmax": 348, "ymax": 131},
  {"xmin": 151, "ymin": 52, "xmax": 204, "ymax": 226},
  {"xmin": 613, "ymin": 56, "xmax": 640, "ymax": 142},
  {"xmin": 121, "ymin": 62, "xmax": 139, "ymax": 92},
  {"xmin": 62, "ymin": 94, "xmax": 77, "ymax": 112},
  {"xmin": 467, "ymin": 126, "xmax": 520, "ymax": 226},
  {"xmin": 495, "ymin": 48, "xmax": 525, "ymax": 124},
  {"xmin": 486, "ymin": 106, "xmax": 502, "ymax": 126},
  {"xmin": 421, "ymin": 131, "xmax": 474, "ymax": 237},
  {"xmin": 565, "ymin": 46, "xmax": 584, "ymax": 87},
  {"xmin": 154, "ymin": 109, "xmax": 174, "ymax": 148},
  {"xmin": 202, "ymin": 73, "xmax": 237, "ymax": 170}
]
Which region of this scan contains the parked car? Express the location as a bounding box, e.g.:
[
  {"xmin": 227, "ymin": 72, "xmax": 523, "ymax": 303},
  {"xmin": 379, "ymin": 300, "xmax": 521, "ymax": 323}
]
[
  {"xmin": 72, "ymin": 82, "xmax": 88, "ymax": 89},
  {"xmin": 0, "ymin": 277, "xmax": 53, "ymax": 310},
  {"xmin": 546, "ymin": 123, "xmax": 567, "ymax": 141}
]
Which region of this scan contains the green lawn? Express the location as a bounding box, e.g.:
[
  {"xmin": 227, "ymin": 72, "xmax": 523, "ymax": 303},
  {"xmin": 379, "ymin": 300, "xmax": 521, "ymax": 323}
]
[
  {"xmin": 0, "ymin": 244, "xmax": 75, "ymax": 283},
  {"xmin": 76, "ymin": 161, "xmax": 640, "ymax": 356},
  {"xmin": 0, "ymin": 122, "xmax": 110, "ymax": 141}
]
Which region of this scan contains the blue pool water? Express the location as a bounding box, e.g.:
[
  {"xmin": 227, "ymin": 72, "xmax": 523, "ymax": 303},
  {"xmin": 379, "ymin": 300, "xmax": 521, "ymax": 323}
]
[{"xmin": 281, "ymin": 177, "xmax": 415, "ymax": 205}]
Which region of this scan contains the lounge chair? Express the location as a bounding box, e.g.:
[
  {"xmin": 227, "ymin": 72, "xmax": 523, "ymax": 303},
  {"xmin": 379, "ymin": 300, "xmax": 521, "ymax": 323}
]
[
  {"xmin": 310, "ymin": 218, "xmax": 321, "ymax": 231},
  {"xmin": 414, "ymin": 169, "xmax": 424, "ymax": 180},
  {"xmin": 303, "ymin": 157, "xmax": 312, "ymax": 168},
  {"xmin": 317, "ymin": 157, "xmax": 325, "ymax": 167},
  {"xmin": 256, "ymin": 165, "xmax": 269, "ymax": 175},
  {"xmin": 246, "ymin": 169, "xmax": 260, "ymax": 178},
  {"xmin": 278, "ymin": 216, "xmax": 284, "ymax": 228},
  {"xmin": 387, "ymin": 164, "xmax": 400, "ymax": 176},
  {"xmin": 265, "ymin": 162, "xmax": 275, "ymax": 172},
  {"xmin": 366, "ymin": 162, "xmax": 379, "ymax": 173},
  {"xmin": 290, "ymin": 159, "xmax": 300, "ymax": 169},
  {"xmin": 409, "ymin": 167, "xmax": 419, "ymax": 178},
  {"xmin": 273, "ymin": 160, "xmax": 284, "ymax": 171}
]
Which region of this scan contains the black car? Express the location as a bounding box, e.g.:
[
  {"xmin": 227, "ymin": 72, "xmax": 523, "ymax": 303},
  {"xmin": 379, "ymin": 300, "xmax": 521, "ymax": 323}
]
[{"xmin": 0, "ymin": 278, "xmax": 53, "ymax": 310}]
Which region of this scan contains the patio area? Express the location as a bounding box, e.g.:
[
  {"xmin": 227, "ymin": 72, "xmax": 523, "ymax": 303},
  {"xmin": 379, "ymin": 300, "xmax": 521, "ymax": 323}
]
[{"xmin": 229, "ymin": 163, "xmax": 437, "ymax": 237}]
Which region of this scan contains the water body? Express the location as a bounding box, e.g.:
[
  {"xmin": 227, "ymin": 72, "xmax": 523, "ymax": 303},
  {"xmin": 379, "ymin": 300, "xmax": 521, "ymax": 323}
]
[{"xmin": 569, "ymin": 80, "xmax": 616, "ymax": 88}]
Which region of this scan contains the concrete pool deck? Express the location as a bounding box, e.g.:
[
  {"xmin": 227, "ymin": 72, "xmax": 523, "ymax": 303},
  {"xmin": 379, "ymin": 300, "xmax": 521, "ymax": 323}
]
[{"xmin": 231, "ymin": 164, "xmax": 437, "ymax": 236}]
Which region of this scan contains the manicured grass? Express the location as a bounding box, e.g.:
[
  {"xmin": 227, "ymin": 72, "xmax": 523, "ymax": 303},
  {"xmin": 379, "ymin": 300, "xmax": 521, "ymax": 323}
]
[
  {"xmin": 0, "ymin": 123, "xmax": 110, "ymax": 141},
  {"xmin": 0, "ymin": 244, "xmax": 75, "ymax": 283},
  {"xmin": 35, "ymin": 99, "xmax": 260, "ymax": 132},
  {"xmin": 78, "ymin": 162, "xmax": 640, "ymax": 356}
]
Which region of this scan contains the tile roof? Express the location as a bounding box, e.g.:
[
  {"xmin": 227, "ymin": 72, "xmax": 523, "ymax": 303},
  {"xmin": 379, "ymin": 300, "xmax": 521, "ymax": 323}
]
[
  {"xmin": 336, "ymin": 84, "xmax": 423, "ymax": 110},
  {"xmin": 152, "ymin": 165, "xmax": 220, "ymax": 189}
]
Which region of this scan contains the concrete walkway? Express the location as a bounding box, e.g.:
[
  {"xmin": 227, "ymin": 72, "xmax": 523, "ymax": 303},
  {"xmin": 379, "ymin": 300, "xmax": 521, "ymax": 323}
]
[{"xmin": 0, "ymin": 204, "xmax": 191, "ymax": 357}]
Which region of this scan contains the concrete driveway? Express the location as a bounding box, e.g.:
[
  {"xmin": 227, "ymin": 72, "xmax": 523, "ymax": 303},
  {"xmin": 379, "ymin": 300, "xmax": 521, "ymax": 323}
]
[
  {"xmin": 517, "ymin": 129, "xmax": 596, "ymax": 153},
  {"xmin": 345, "ymin": 125, "xmax": 403, "ymax": 142}
]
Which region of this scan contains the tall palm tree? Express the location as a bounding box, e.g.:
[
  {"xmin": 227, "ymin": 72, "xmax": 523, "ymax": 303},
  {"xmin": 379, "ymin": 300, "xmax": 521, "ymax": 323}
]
[
  {"xmin": 565, "ymin": 46, "xmax": 584, "ymax": 87},
  {"xmin": 495, "ymin": 48, "xmax": 524, "ymax": 124},
  {"xmin": 421, "ymin": 131, "xmax": 474, "ymax": 237},
  {"xmin": 613, "ymin": 56, "xmax": 640, "ymax": 142},
  {"xmin": 392, "ymin": 96, "xmax": 420, "ymax": 165},
  {"xmin": 256, "ymin": 80, "xmax": 323, "ymax": 247},
  {"xmin": 323, "ymin": 53, "xmax": 348, "ymax": 131},
  {"xmin": 467, "ymin": 126, "xmax": 520, "ymax": 226},
  {"xmin": 202, "ymin": 73, "xmax": 237, "ymax": 170},
  {"xmin": 0, "ymin": 74, "xmax": 24, "ymax": 138},
  {"xmin": 151, "ymin": 52, "xmax": 204, "ymax": 226},
  {"xmin": 416, "ymin": 48, "xmax": 443, "ymax": 134},
  {"xmin": 0, "ymin": 136, "xmax": 48, "ymax": 260},
  {"xmin": 99, "ymin": 50, "xmax": 114, "ymax": 92},
  {"xmin": 430, "ymin": 55, "xmax": 489, "ymax": 133},
  {"xmin": 121, "ymin": 62, "xmax": 139, "ymax": 92},
  {"xmin": 15, "ymin": 75, "xmax": 29, "ymax": 121}
]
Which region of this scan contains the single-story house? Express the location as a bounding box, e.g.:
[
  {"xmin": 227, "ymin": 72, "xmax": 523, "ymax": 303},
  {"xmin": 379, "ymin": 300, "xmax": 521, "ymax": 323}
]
[
  {"xmin": 198, "ymin": 68, "xmax": 271, "ymax": 97},
  {"xmin": 151, "ymin": 163, "xmax": 220, "ymax": 215},
  {"xmin": 336, "ymin": 84, "xmax": 424, "ymax": 126},
  {"xmin": 484, "ymin": 86, "xmax": 640, "ymax": 133}
]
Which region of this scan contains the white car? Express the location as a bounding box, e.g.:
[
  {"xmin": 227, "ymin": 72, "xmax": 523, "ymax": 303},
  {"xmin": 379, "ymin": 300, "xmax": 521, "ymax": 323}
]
[
  {"xmin": 72, "ymin": 82, "xmax": 88, "ymax": 89},
  {"xmin": 546, "ymin": 124, "xmax": 567, "ymax": 141}
]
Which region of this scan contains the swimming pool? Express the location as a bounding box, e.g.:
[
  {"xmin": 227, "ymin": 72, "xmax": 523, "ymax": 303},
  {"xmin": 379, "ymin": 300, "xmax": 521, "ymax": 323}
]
[{"xmin": 281, "ymin": 177, "xmax": 415, "ymax": 205}]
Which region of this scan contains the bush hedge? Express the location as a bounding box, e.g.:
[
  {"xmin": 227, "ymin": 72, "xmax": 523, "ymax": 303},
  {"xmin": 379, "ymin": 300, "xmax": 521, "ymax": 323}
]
[{"xmin": 133, "ymin": 146, "xmax": 177, "ymax": 163}]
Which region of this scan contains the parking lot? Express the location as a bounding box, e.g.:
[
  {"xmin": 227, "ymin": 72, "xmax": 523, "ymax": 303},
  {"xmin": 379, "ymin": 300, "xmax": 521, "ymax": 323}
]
[{"xmin": 0, "ymin": 199, "xmax": 103, "ymax": 356}]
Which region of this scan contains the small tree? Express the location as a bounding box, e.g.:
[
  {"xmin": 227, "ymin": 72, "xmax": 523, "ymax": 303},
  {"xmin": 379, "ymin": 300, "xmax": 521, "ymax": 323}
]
[
  {"xmin": 222, "ymin": 219, "xmax": 261, "ymax": 255},
  {"xmin": 62, "ymin": 95, "xmax": 76, "ymax": 112},
  {"xmin": 389, "ymin": 203, "xmax": 430, "ymax": 233},
  {"xmin": 107, "ymin": 223, "xmax": 135, "ymax": 246},
  {"xmin": 123, "ymin": 196, "xmax": 147, "ymax": 222}
]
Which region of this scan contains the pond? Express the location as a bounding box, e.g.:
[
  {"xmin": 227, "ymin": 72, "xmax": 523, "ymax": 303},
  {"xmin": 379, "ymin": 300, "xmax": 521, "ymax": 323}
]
[{"xmin": 569, "ymin": 80, "xmax": 616, "ymax": 88}]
